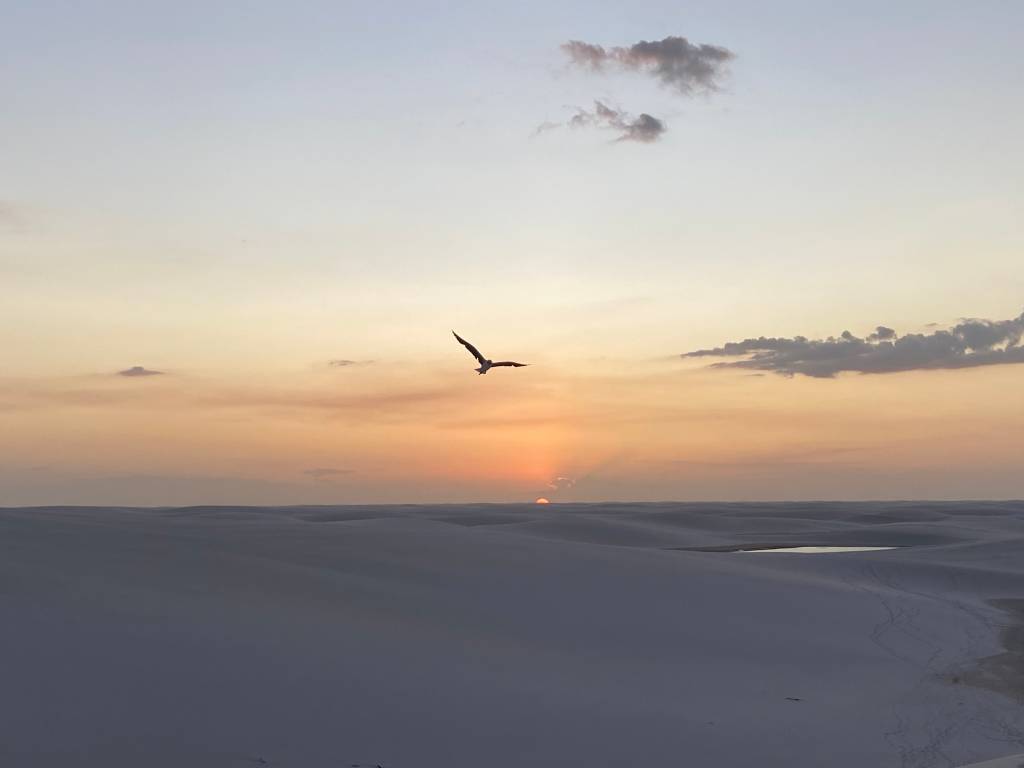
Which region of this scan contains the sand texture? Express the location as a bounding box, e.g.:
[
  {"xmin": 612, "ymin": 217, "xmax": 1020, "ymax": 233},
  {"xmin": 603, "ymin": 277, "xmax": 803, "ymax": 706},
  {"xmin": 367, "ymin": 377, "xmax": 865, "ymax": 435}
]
[{"xmin": 1, "ymin": 501, "xmax": 1023, "ymax": 767}]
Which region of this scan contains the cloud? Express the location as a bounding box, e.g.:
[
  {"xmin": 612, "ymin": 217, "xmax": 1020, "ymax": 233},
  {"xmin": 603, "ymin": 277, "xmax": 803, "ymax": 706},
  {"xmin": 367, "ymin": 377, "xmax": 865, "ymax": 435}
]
[
  {"xmin": 303, "ymin": 467, "xmax": 353, "ymax": 481},
  {"xmin": 867, "ymin": 326, "xmax": 896, "ymax": 342},
  {"xmin": 547, "ymin": 34, "xmax": 733, "ymax": 144},
  {"xmin": 682, "ymin": 310, "xmax": 1024, "ymax": 378},
  {"xmin": 615, "ymin": 112, "xmax": 665, "ymax": 143},
  {"xmin": 198, "ymin": 386, "xmax": 463, "ymax": 422},
  {"xmin": 328, "ymin": 359, "xmax": 374, "ymax": 368},
  {"xmin": 547, "ymin": 476, "xmax": 577, "ymax": 491},
  {"xmin": 559, "ymin": 100, "xmax": 666, "ymax": 143},
  {"xmin": 1, "ymin": 370, "xmax": 471, "ymax": 421},
  {"xmin": 562, "ymin": 35, "xmax": 735, "ymax": 95},
  {"xmin": 117, "ymin": 366, "xmax": 164, "ymax": 377},
  {"xmin": 532, "ymin": 120, "xmax": 562, "ymax": 137}
]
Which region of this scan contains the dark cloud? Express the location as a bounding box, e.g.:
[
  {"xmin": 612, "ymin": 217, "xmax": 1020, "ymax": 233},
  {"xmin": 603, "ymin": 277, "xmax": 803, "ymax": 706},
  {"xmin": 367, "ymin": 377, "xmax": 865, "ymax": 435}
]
[
  {"xmin": 566, "ymin": 101, "xmax": 666, "ymax": 143},
  {"xmin": 619, "ymin": 112, "xmax": 666, "ymax": 143},
  {"xmin": 867, "ymin": 326, "xmax": 896, "ymax": 342},
  {"xmin": 682, "ymin": 311, "xmax": 1024, "ymax": 378},
  {"xmin": 561, "ymin": 41, "xmax": 608, "ymax": 70},
  {"xmin": 562, "ymin": 35, "xmax": 735, "ymax": 95},
  {"xmin": 550, "ymin": 34, "xmax": 732, "ymax": 144},
  {"xmin": 117, "ymin": 366, "xmax": 164, "ymax": 377}
]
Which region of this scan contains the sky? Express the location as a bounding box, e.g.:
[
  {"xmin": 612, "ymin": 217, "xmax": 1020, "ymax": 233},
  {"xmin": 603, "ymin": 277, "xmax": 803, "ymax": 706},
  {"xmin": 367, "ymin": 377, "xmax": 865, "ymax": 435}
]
[{"xmin": 2, "ymin": 0, "xmax": 1023, "ymax": 505}]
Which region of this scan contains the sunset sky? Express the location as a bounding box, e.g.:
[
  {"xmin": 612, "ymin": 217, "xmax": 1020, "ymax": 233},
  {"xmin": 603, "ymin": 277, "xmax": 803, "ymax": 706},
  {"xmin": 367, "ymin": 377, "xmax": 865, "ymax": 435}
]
[{"xmin": 2, "ymin": 0, "xmax": 1022, "ymax": 504}]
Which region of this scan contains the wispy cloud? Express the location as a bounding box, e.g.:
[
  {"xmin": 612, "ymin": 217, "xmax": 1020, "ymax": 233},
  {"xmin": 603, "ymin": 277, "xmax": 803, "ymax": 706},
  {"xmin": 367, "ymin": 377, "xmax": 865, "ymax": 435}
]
[
  {"xmin": 547, "ymin": 476, "xmax": 576, "ymax": 491},
  {"xmin": 540, "ymin": 101, "xmax": 666, "ymax": 143},
  {"xmin": 532, "ymin": 120, "xmax": 562, "ymax": 137},
  {"xmin": 0, "ymin": 378, "xmax": 464, "ymax": 424},
  {"xmin": 683, "ymin": 310, "xmax": 1024, "ymax": 378},
  {"xmin": 570, "ymin": 101, "xmax": 666, "ymax": 143},
  {"xmin": 303, "ymin": 467, "xmax": 353, "ymax": 481},
  {"xmin": 328, "ymin": 359, "xmax": 373, "ymax": 368},
  {"xmin": 562, "ymin": 36, "xmax": 735, "ymax": 95},
  {"xmin": 117, "ymin": 366, "xmax": 164, "ymax": 378}
]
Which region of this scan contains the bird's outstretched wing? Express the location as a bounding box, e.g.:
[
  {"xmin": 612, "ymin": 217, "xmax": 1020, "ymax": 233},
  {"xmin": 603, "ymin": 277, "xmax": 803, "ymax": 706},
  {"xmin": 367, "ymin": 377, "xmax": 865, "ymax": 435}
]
[
  {"xmin": 452, "ymin": 331, "xmax": 486, "ymax": 364},
  {"xmin": 490, "ymin": 361, "xmax": 528, "ymax": 367}
]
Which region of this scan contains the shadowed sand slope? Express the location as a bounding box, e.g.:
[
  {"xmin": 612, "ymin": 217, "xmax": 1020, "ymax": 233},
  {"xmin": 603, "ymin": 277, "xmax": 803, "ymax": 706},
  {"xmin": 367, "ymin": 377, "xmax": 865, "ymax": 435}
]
[{"xmin": 1, "ymin": 501, "xmax": 1023, "ymax": 768}]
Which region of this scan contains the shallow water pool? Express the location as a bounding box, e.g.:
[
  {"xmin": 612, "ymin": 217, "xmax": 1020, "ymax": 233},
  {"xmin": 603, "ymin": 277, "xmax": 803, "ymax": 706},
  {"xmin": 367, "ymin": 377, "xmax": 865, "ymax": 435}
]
[{"xmin": 741, "ymin": 546, "xmax": 898, "ymax": 554}]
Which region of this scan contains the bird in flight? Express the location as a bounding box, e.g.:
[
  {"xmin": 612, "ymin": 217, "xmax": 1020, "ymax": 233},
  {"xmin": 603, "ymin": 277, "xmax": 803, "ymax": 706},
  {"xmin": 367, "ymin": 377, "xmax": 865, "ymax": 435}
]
[{"xmin": 452, "ymin": 331, "xmax": 528, "ymax": 375}]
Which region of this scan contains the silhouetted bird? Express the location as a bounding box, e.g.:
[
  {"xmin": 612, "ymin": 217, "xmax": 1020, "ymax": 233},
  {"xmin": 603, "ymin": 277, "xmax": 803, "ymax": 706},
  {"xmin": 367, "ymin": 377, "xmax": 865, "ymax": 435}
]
[{"xmin": 453, "ymin": 331, "xmax": 528, "ymax": 375}]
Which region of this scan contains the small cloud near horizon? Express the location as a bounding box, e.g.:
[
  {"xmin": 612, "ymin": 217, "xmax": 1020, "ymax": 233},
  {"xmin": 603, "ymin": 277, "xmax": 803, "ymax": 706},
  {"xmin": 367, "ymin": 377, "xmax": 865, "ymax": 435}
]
[
  {"xmin": 328, "ymin": 359, "xmax": 373, "ymax": 368},
  {"xmin": 303, "ymin": 467, "xmax": 354, "ymax": 481},
  {"xmin": 547, "ymin": 476, "xmax": 577, "ymax": 491},
  {"xmin": 683, "ymin": 310, "xmax": 1024, "ymax": 378},
  {"xmin": 117, "ymin": 366, "xmax": 164, "ymax": 378}
]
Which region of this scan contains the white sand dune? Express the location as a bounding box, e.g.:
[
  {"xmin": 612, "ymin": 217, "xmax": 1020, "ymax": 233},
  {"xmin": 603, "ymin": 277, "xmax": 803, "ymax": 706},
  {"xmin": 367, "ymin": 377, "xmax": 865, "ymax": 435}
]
[
  {"xmin": 1, "ymin": 501, "xmax": 1022, "ymax": 767},
  {"xmin": 960, "ymin": 756, "xmax": 1024, "ymax": 768}
]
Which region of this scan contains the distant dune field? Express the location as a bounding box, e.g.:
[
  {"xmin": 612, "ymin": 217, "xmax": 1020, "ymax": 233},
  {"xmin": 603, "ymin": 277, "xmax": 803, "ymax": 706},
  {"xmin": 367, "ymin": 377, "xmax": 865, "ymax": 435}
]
[{"xmin": 1, "ymin": 501, "xmax": 1022, "ymax": 768}]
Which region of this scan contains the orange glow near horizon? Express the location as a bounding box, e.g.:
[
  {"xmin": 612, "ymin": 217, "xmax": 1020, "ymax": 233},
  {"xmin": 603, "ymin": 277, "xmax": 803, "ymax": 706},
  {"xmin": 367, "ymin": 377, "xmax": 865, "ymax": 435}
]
[
  {"xmin": 2, "ymin": 348, "xmax": 1024, "ymax": 505},
  {"xmin": 535, "ymin": 498, "xmax": 550, "ymax": 504}
]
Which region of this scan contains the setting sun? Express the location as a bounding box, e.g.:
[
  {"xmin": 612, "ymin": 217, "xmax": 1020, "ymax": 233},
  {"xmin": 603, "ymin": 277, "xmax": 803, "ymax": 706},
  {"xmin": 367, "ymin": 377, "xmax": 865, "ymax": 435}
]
[{"xmin": 535, "ymin": 498, "xmax": 551, "ymax": 504}]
